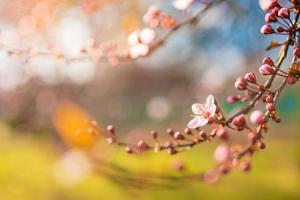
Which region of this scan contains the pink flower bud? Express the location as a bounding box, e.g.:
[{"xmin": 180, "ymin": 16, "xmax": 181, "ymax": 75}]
[
  {"xmin": 198, "ymin": 131, "xmax": 207, "ymax": 139},
  {"xmin": 148, "ymin": 5, "xmax": 160, "ymax": 17},
  {"xmin": 227, "ymin": 95, "xmax": 240, "ymax": 104},
  {"xmin": 248, "ymin": 131, "xmax": 256, "ymax": 144},
  {"xmin": 239, "ymin": 161, "xmax": 251, "ymax": 172},
  {"xmin": 234, "ymin": 77, "xmax": 248, "ymax": 90},
  {"xmin": 258, "ymin": 141, "xmax": 266, "ymax": 149},
  {"xmin": 266, "ymin": 103, "xmax": 275, "ymax": 111},
  {"xmin": 166, "ymin": 128, "xmax": 174, "ymax": 136},
  {"xmin": 216, "ymin": 127, "xmax": 228, "ymax": 140},
  {"xmin": 276, "ymin": 26, "xmax": 285, "ymax": 33},
  {"xmin": 172, "ymin": 160, "xmax": 185, "ymax": 171},
  {"xmin": 127, "ymin": 31, "xmax": 140, "ymax": 45},
  {"xmin": 139, "ymin": 28, "xmax": 156, "ymax": 45},
  {"xmin": 287, "ymin": 76, "xmax": 297, "ymax": 85},
  {"xmin": 293, "ymin": 48, "xmax": 300, "ymax": 58},
  {"xmin": 265, "ymin": 95, "xmax": 274, "ymax": 103},
  {"xmin": 203, "ymin": 169, "xmax": 219, "ymax": 184},
  {"xmin": 143, "ymin": 6, "xmax": 161, "ymax": 27},
  {"xmin": 272, "ymin": 7, "xmax": 280, "ymax": 16},
  {"xmin": 137, "ymin": 140, "xmax": 150, "ymax": 151},
  {"xmin": 218, "ymin": 165, "xmax": 230, "ymax": 174},
  {"xmin": 265, "ymin": 13, "xmax": 277, "ymax": 23},
  {"xmin": 150, "ymin": 130, "xmax": 158, "ymax": 139},
  {"xmin": 245, "ymin": 72, "xmax": 257, "ymax": 83},
  {"xmin": 278, "ymin": 7, "xmax": 290, "ymax": 19},
  {"xmin": 232, "ymin": 158, "xmax": 240, "ymax": 167},
  {"xmin": 260, "ymin": 24, "xmax": 275, "ymax": 34},
  {"xmin": 184, "ymin": 128, "xmax": 193, "ymax": 135},
  {"xmin": 259, "ymin": 64, "xmax": 275, "ymax": 75},
  {"xmin": 262, "ymin": 56, "xmax": 274, "ymax": 66},
  {"xmin": 125, "ymin": 146, "xmax": 134, "ymax": 154},
  {"xmin": 214, "ymin": 145, "xmax": 230, "ymax": 163},
  {"xmin": 174, "ymin": 131, "xmax": 185, "ymax": 140},
  {"xmin": 250, "ymin": 110, "xmax": 265, "ymax": 125},
  {"xmin": 274, "ymin": 117, "xmax": 281, "ymax": 123},
  {"xmin": 106, "ymin": 125, "xmax": 115, "ymax": 135},
  {"xmin": 232, "ymin": 114, "xmax": 246, "ymax": 128},
  {"xmin": 168, "ymin": 147, "xmax": 178, "ymax": 155}
]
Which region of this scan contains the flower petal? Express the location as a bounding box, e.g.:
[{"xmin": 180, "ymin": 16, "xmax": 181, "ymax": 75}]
[
  {"xmin": 191, "ymin": 103, "xmax": 205, "ymax": 115},
  {"xmin": 208, "ymin": 104, "xmax": 217, "ymax": 116},
  {"xmin": 205, "ymin": 95, "xmax": 215, "ymax": 109},
  {"xmin": 173, "ymin": 0, "xmax": 194, "ymax": 10},
  {"xmin": 187, "ymin": 117, "xmax": 208, "ymax": 129}
]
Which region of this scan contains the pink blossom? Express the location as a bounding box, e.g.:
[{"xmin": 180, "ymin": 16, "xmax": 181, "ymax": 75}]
[
  {"xmin": 258, "ymin": 0, "xmax": 278, "ymax": 11},
  {"xmin": 139, "ymin": 28, "xmax": 156, "ymax": 45},
  {"xmin": 187, "ymin": 95, "xmax": 216, "ymax": 129},
  {"xmin": 173, "ymin": 0, "xmax": 194, "ymax": 10},
  {"xmin": 127, "ymin": 31, "xmax": 140, "ymax": 46},
  {"xmin": 143, "ymin": 5, "xmax": 160, "ymax": 25},
  {"xmin": 127, "ymin": 28, "xmax": 155, "ymax": 59},
  {"xmin": 129, "ymin": 44, "xmax": 149, "ymax": 59}
]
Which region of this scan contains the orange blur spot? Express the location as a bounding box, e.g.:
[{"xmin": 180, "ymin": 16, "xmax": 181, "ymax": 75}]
[{"xmin": 53, "ymin": 100, "xmax": 103, "ymax": 149}]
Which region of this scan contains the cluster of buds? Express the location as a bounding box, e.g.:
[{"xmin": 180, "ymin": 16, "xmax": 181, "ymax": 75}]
[
  {"xmin": 127, "ymin": 28, "xmax": 156, "ymax": 59},
  {"xmin": 260, "ymin": 55, "xmax": 300, "ymax": 85},
  {"xmin": 143, "ymin": 5, "xmax": 178, "ymax": 29},
  {"xmin": 103, "ymin": 0, "xmax": 300, "ymax": 184},
  {"xmin": 230, "ymin": 51, "xmax": 299, "ymax": 107},
  {"xmin": 0, "ymin": 39, "xmax": 128, "ymax": 66},
  {"xmin": 229, "ymin": 72, "xmax": 263, "ymax": 104},
  {"xmin": 78, "ymin": 39, "xmax": 125, "ymax": 65},
  {"xmin": 260, "ymin": 1, "xmax": 295, "ymax": 35},
  {"xmin": 106, "ymin": 124, "xmax": 212, "ymax": 156},
  {"xmin": 105, "ymin": 92, "xmax": 269, "ymax": 183},
  {"xmin": 259, "ymin": 57, "xmax": 276, "ymax": 75}
]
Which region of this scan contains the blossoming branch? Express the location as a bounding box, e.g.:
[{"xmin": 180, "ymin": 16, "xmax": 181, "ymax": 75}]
[
  {"xmin": 0, "ymin": 0, "xmax": 224, "ymax": 66},
  {"xmin": 102, "ymin": 0, "xmax": 300, "ymax": 183}
]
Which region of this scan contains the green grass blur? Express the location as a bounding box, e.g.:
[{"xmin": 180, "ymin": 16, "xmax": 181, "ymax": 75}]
[{"xmin": 0, "ymin": 121, "xmax": 299, "ymax": 200}]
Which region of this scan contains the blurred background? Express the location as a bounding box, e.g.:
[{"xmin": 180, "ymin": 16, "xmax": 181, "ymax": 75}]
[{"xmin": 0, "ymin": 0, "xmax": 299, "ymax": 199}]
